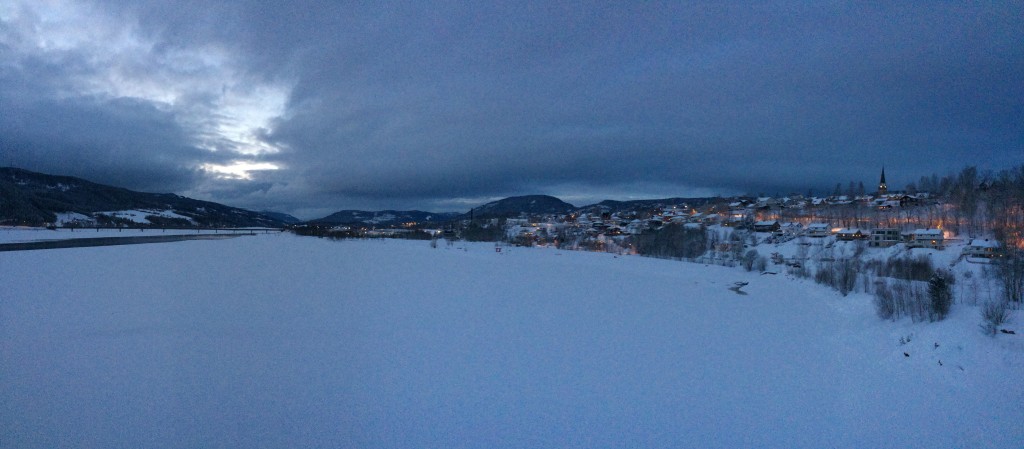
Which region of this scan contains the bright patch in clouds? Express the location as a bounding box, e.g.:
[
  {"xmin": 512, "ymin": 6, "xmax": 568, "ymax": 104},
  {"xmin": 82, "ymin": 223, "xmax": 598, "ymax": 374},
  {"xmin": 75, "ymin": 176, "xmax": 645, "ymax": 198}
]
[
  {"xmin": 201, "ymin": 162, "xmax": 280, "ymax": 180},
  {"xmin": 196, "ymin": 84, "xmax": 290, "ymax": 156},
  {"xmin": 1, "ymin": 1, "xmax": 291, "ymax": 163}
]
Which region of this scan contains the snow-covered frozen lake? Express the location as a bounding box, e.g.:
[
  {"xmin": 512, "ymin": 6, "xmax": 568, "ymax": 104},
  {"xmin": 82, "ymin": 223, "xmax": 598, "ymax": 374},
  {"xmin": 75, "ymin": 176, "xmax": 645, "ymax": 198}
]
[{"xmin": 1, "ymin": 234, "xmax": 1021, "ymax": 448}]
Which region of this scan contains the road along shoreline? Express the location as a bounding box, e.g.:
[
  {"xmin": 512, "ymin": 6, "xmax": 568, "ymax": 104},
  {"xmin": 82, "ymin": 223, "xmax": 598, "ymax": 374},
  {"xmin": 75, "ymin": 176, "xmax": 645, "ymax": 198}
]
[{"xmin": 0, "ymin": 233, "xmax": 242, "ymax": 252}]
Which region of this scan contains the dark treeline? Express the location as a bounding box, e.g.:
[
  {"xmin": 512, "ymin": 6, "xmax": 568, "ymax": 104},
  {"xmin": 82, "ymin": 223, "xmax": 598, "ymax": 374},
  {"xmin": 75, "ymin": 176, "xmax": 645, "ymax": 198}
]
[
  {"xmin": 291, "ymin": 225, "xmax": 437, "ymax": 241},
  {"xmin": 633, "ymin": 224, "xmax": 707, "ymax": 260},
  {"xmin": 899, "ymin": 165, "xmax": 1023, "ymax": 243}
]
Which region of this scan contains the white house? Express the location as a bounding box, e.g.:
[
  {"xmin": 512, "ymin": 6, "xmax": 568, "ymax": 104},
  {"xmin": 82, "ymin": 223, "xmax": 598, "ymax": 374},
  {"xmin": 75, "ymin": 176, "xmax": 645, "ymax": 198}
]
[
  {"xmin": 626, "ymin": 219, "xmax": 647, "ymax": 235},
  {"xmin": 872, "ymin": 198, "xmax": 901, "ymax": 209},
  {"xmin": 778, "ymin": 222, "xmax": 804, "ymax": 236},
  {"xmin": 869, "ymin": 228, "xmax": 901, "ymax": 247},
  {"xmin": 906, "ymin": 229, "xmax": 944, "ymax": 249},
  {"xmin": 962, "ymin": 238, "xmax": 1001, "ymax": 258},
  {"xmin": 701, "ymin": 213, "xmax": 721, "ymax": 225}
]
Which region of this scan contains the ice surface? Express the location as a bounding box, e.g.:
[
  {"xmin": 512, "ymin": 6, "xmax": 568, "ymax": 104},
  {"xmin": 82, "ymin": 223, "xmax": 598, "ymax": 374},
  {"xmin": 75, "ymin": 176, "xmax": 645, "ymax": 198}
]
[{"xmin": 1, "ymin": 234, "xmax": 1021, "ymax": 448}]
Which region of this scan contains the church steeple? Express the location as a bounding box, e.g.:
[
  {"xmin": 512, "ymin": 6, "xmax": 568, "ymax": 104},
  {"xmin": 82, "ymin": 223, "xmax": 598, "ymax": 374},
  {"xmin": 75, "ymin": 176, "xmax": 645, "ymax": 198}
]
[{"xmin": 878, "ymin": 167, "xmax": 888, "ymax": 196}]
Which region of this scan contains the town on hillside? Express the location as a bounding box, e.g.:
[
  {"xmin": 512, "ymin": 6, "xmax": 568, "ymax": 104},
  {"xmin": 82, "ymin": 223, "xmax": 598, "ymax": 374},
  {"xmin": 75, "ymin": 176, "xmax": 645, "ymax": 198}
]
[{"xmin": 297, "ymin": 167, "xmax": 1024, "ymax": 261}]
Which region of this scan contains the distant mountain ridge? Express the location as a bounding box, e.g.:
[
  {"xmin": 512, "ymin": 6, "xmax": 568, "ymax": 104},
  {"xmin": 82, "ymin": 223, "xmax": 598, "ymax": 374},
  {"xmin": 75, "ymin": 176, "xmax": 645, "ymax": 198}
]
[
  {"xmin": 310, "ymin": 195, "xmax": 722, "ymax": 227},
  {"xmin": 2, "ymin": 166, "xmax": 723, "ymax": 229},
  {"xmin": 0, "ymin": 167, "xmax": 287, "ymax": 227},
  {"xmin": 309, "ymin": 210, "xmax": 460, "ymax": 227},
  {"xmin": 307, "ymin": 195, "xmax": 578, "ymax": 226},
  {"xmin": 462, "ymin": 195, "xmax": 576, "ymax": 219},
  {"xmin": 260, "ymin": 211, "xmax": 302, "ymax": 224},
  {"xmin": 579, "ymin": 197, "xmax": 716, "ymax": 214}
]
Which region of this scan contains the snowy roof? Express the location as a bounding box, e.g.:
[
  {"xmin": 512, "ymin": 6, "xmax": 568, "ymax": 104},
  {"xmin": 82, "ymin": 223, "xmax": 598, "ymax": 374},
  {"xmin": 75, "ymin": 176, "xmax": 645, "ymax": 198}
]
[
  {"xmin": 912, "ymin": 229, "xmax": 942, "ymax": 236},
  {"xmin": 967, "ymin": 239, "xmax": 999, "ymax": 248},
  {"xmin": 837, "ymin": 228, "xmax": 863, "ymax": 234},
  {"xmin": 807, "ymin": 223, "xmax": 829, "ymax": 230}
]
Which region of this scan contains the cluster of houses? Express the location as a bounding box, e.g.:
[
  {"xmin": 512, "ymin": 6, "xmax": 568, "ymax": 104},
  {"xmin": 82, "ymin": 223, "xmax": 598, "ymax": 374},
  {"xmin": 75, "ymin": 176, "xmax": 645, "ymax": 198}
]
[
  {"xmin": 431, "ymin": 169, "xmax": 1008, "ymax": 258},
  {"xmin": 751, "ymin": 220, "xmax": 946, "ymax": 249},
  {"xmin": 501, "ymin": 201, "xmax": 1005, "ymax": 260}
]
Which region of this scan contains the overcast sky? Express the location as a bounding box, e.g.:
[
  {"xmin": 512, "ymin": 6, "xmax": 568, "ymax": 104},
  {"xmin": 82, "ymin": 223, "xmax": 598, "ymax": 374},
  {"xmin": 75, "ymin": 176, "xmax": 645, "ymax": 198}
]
[{"xmin": 1, "ymin": 1, "xmax": 1021, "ymax": 218}]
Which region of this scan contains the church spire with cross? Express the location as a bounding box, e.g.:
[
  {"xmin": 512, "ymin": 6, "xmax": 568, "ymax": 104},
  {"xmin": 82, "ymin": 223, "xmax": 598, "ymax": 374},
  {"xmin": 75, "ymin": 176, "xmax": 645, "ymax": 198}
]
[{"xmin": 878, "ymin": 167, "xmax": 888, "ymax": 196}]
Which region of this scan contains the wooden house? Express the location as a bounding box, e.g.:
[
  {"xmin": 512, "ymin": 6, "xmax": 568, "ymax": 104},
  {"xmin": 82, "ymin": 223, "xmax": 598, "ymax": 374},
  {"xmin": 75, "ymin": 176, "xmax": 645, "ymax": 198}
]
[
  {"xmin": 753, "ymin": 220, "xmax": 781, "ymax": 233},
  {"xmin": 805, "ymin": 223, "xmax": 831, "ymax": 238},
  {"xmin": 836, "ymin": 228, "xmax": 867, "ymax": 241}
]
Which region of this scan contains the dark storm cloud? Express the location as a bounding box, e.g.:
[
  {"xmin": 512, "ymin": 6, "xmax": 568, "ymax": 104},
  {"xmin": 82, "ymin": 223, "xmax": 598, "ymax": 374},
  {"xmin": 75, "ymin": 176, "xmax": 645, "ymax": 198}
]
[
  {"xmin": 262, "ymin": 1, "xmax": 1023, "ymax": 208},
  {"xmin": 2, "ymin": 1, "xmax": 1022, "ymax": 217},
  {"xmin": 0, "ymin": 97, "xmax": 206, "ymax": 193},
  {"xmin": 0, "ymin": 53, "xmax": 207, "ymax": 192}
]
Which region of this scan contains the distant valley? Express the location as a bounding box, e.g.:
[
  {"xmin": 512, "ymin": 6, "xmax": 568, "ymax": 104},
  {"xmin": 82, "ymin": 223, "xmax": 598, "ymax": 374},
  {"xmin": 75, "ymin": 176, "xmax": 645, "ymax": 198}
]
[{"xmin": 3, "ymin": 167, "xmax": 717, "ymax": 229}]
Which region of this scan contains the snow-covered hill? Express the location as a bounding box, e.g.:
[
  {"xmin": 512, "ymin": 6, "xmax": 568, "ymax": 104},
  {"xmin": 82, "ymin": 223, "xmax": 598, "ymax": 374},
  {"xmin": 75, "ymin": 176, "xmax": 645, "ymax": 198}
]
[
  {"xmin": 0, "ymin": 167, "xmax": 287, "ymax": 227},
  {"xmin": 465, "ymin": 194, "xmax": 576, "ymax": 219},
  {"xmin": 1, "ymin": 235, "xmax": 1020, "ymax": 448}
]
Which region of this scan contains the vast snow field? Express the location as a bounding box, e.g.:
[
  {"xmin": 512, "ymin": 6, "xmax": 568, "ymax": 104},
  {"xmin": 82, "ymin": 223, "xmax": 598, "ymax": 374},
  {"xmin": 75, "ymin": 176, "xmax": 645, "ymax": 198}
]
[{"xmin": 1, "ymin": 234, "xmax": 1021, "ymax": 448}]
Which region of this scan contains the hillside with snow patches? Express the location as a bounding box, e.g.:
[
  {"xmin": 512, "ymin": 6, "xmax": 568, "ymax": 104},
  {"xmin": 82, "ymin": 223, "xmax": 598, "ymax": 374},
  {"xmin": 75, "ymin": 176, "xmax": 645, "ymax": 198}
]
[
  {"xmin": 1, "ymin": 233, "xmax": 1021, "ymax": 448},
  {"xmin": 0, "ymin": 167, "xmax": 288, "ymax": 228}
]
